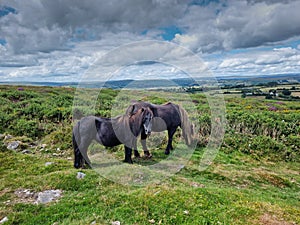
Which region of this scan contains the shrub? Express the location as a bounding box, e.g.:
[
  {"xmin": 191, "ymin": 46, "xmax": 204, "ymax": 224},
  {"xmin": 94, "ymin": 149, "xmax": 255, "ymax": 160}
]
[{"xmin": 13, "ymin": 118, "xmax": 41, "ymax": 139}]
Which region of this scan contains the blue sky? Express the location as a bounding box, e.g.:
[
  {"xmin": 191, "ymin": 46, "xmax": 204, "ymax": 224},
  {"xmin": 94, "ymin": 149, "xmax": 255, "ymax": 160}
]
[{"xmin": 0, "ymin": 0, "xmax": 300, "ymax": 82}]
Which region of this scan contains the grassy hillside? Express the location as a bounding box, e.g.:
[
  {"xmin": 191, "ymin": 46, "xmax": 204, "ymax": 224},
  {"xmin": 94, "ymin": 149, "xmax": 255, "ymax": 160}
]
[{"xmin": 0, "ymin": 85, "xmax": 299, "ymax": 225}]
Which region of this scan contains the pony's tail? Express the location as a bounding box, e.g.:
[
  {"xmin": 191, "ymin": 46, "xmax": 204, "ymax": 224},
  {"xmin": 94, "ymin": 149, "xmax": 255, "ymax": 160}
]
[
  {"xmin": 178, "ymin": 105, "xmax": 195, "ymax": 147},
  {"xmin": 72, "ymin": 121, "xmax": 82, "ymax": 168}
]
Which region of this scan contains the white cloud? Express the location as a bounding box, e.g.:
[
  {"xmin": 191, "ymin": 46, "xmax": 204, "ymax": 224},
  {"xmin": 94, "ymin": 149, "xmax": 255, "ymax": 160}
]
[{"xmin": 211, "ymin": 45, "xmax": 300, "ymax": 76}]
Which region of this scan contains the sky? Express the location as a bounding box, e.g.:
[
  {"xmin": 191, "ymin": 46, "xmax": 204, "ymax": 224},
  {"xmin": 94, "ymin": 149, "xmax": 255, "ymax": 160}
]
[{"xmin": 0, "ymin": 0, "xmax": 300, "ymax": 82}]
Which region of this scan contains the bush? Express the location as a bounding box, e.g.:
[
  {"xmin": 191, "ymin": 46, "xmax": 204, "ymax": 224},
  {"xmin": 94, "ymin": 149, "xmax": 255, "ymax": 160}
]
[{"xmin": 13, "ymin": 118, "xmax": 41, "ymax": 139}]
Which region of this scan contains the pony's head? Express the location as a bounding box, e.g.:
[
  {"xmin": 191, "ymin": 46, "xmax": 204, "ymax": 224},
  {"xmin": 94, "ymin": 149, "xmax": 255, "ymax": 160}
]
[
  {"xmin": 128, "ymin": 104, "xmax": 153, "ymax": 136},
  {"xmin": 141, "ymin": 107, "xmax": 153, "ymax": 136}
]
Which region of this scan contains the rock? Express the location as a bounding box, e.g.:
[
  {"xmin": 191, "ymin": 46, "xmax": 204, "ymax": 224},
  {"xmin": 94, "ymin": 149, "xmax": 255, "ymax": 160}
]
[
  {"xmin": 21, "ymin": 149, "xmax": 31, "ymax": 154},
  {"xmin": 14, "ymin": 189, "xmax": 35, "ymax": 199},
  {"xmin": 36, "ymin": 190, "xmax": 62, "ymax": 204},
  {"xmin": 183, "ymin": 210, "xmax": 189, "ymax": 215},
  {"xmin": 7, "ymin": 141, "xmax": 20, "ymax": 150},
  {"xmin": 148, "ymin": 219, "xmax": 155, "ymax": 224},
  {"xmin": 4, "ymin": 135, "xmax": 12, "ymax": 140},
  {"xmin": 111, "ymin": 221, "xmax": 121, "ymax": 225},
  {"xmin": 0, "ymin": 216, "xmax": 8, "ymax": 224},
  {"xmin": 90, "ymin": 221, "xmax": 96, "ymax": 225},
  {"xmin": 0, "ymin": 134, "xmax": 5, "ymax": 139},
  {"xmin": 77, "ymin": 172, "xmax": 86, "ymax": 179},
  {"xmin": 14, "ymin": 189, "xmax": 37, "ymax": 204},
  {"xmin": 45, "ymin": 162, "xmax": 54, "ymax": 166}
]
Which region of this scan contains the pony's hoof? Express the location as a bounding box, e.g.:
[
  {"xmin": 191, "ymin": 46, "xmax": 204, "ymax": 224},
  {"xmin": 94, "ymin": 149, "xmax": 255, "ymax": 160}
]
[
  {"xmin": 165, "ymin": 150, "xmax": 170, "ymax": 155},
  {"xmin": 142, "ymin": 154, "xmax": 152, "ymax": 159},
  {"xmin": 74, "ymin": 163, "xmax": 83, "ymax": 169},
  {"xmin": 134, "ymin": 154, "xmax": 141, "ymax": 158},
  {"xmin": 143, "ymin": 151, "xmax": 152, "ymax": 159},
  {"xmin": 124, "ymin": 159, "xmax": 133, "ymax": 164}
]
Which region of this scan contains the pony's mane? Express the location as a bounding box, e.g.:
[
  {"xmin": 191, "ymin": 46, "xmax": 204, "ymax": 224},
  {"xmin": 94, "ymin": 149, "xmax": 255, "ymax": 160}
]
[
  {"xmin": 111, "ymin": 108, "xmax": 148, "ymax": 141},
  {"xmin": 109, "ymin": 114, "xmax": 130, "ymax": 136}
]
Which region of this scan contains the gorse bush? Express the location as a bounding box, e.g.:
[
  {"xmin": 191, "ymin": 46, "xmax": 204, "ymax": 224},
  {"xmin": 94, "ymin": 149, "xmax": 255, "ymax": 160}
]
[{"xmin": 0, "ymin": 86, "xmax": 74, "ymax": 139}]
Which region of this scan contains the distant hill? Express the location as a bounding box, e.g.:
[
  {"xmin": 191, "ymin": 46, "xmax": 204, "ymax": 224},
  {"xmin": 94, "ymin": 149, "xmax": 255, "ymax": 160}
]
[{"xmin": 1, "ymin": 73, "xmax": 299, "ymax": 89}]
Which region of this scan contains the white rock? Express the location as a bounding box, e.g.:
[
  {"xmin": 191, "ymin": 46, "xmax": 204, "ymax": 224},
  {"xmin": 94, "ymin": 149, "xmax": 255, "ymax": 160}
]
[
  {"xmin": 149, "ymin": 219, "xmax": 155, "ymax": 224},
  {"xmin": 7, "ymin": 141, "xmax": 20, "ymax": 150},
  {"xmin": 111, "ymin": 221, "xmax": 120, "ymax": 225},
  {"xmin": 183, "ymin": 210, "xmax": 189, "ymax": 215},
  {"xmin": 36, "ymin": 190, "xmax": 62, "ymax": 204},
  {"xmin": 77, "ymin": 172, "xmax": 86, "ymax": 179},
  {"xmin": 45, "ymin": 162, "xmax": 54, "ymax": 166},
  {"xmin": 4, "ymin": 135, "xmax": 12, "ymax": 140},
  {"xmin": 0, "ymin": 216, "xmax": 8, "ymax": 224},
  {"xmin": 21, "ymin": 149, "xmax": 31, "ymax": 154}
]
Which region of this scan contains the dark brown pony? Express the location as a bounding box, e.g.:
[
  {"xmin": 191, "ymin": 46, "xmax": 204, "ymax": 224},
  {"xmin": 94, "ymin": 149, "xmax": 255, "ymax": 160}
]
[
  {"xmin": 73, "ymin": 107, "xmax": 153, "ymax": 168},
  {"xmin": 126, "ymin": 101, "xmax": 194, "ymax": 157}
]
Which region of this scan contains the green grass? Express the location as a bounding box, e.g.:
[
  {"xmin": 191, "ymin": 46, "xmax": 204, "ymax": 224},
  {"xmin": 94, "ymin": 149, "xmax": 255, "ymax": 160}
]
[{"xmin": 1, "ymin": 149, "xmax": 299, "ymax": 225}]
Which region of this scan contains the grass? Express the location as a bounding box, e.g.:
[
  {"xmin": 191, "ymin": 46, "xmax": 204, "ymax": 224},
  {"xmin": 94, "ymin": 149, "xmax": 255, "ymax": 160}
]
[{"xmin": 1, "ymin": 148, "xmax": 299, "ymax": 225}]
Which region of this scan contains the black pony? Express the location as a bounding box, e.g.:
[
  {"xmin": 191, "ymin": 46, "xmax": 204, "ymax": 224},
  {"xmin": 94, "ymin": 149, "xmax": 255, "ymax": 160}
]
[
  {"xmin": 73, "ymin": 107, "xmax": 153, "ymax": 168},
  {"xmin": 126, "ymin": 101, "xmax": 194, "ymax": 157}
]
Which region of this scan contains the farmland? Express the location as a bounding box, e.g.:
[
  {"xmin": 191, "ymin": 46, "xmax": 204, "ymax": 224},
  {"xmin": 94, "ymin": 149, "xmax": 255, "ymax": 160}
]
[{"xmin": 0, "ymin": 84, "xmax": 299, "ymax": 225}]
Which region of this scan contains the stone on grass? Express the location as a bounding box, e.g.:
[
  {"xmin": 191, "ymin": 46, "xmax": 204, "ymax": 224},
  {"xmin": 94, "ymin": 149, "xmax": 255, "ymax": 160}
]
[
  {"xmin": 0, "ymin": 216, "xmax": 8, "ymax": 224},
  {"xmin": 14, "ymin": 189, "xmax": 36, "ymax": 199},
  {"xmin": 45, "ymin": 162, "xmax": 54, "ymax": 166},
  {"xmin": 21, "ymin": 149, "xmax": 32, "ymax": 154},
  {"xmin": 36, "ymin": 190, "xmax": 62, "ymax": 204},
  {"xmin": 7, "ymin": 141, "xmax": 20, "ymax": 150},
  {"xmin": 4, "ymin": 135, "xmax": 12, "ymax": 140},
  {"xmin": 77, "ymin": 172, "xmax": 86, "ymax": 179},
  {"xmin": 111, "ymin": 221, "xmax": 121, "ymax": 225},
  {"xmin": 148, "ymin": 219, "xmax": 155, "ymax": 224}
]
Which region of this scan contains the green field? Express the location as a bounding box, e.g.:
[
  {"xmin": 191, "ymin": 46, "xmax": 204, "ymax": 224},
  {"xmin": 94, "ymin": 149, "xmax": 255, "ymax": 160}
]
[{"xmin": 0, "ymin": 85, "xmax": 299, "ymax": 225}]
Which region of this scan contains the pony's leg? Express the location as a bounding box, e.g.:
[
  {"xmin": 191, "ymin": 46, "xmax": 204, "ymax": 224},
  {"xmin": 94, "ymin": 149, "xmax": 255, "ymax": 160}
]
[
  {"xmin": 141, "ymin": 132, "xmax": 152, "ymax": 158},
  {"xmin": 81, "ymin": 150, "xmax": 92, "ymax": 168},
  {"xmin": 73, "ymin": 133, "xmax": 83, "ymax": 168},
  {"xmin": 124, "ymin": 146, "xmax": 133, "ymax": 164},
  {"xmin": 74, "ymin": 148, "xmax": 83, "ymax": 168},
  {"xmin": 165, "ymin": 128, "xmax": 177, "ymax": 155},
  {"xmin": 78, "ymin": 140, "xmax": 92, "ymax": 168},
  {"xmin": 133, "ymin": 140, "xmax": 140, "ymax": 158}
]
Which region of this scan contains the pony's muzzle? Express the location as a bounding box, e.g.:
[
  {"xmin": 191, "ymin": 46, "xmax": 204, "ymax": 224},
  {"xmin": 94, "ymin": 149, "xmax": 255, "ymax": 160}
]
[{"xmin": 143, "ymin": 124, "xmax": 152, "ymax": 136}]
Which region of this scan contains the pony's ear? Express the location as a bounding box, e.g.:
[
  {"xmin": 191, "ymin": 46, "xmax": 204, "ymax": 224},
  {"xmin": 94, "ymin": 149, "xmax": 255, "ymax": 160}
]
[{"xmin": 126, "ymin": 104, "xmax": 138, "ymax": 116}]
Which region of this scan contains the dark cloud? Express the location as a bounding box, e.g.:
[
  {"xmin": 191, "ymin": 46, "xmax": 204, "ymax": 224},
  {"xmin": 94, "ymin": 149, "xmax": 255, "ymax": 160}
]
[
  {"xmin": 177, "ymin": 0, "xmax": 300, "ymax": 52},
  {"xmin": 1, "ymin": 0, "xmax": 300, "ymax": 54},
  {"xmin": 0, "ymin": 0, "xmax": 186, "ymax": 53}
]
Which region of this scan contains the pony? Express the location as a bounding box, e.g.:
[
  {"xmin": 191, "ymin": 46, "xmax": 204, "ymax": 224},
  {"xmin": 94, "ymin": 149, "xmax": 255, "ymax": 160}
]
[
  {"xmin": 72, "ymin": 107, "xmax": 153, "ymax": 168},
  {"xmin": 126, "ymin": 101, "xmax": 195, "ymax": 157}
]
